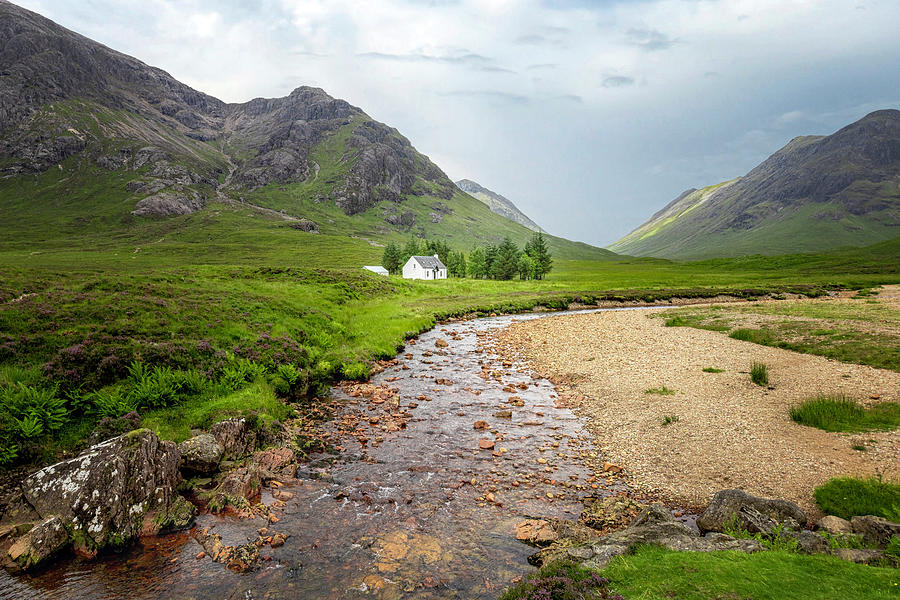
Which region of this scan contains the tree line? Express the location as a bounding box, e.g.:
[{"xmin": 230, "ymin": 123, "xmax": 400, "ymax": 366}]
[{"xmin": 381, "ymin": 232, "xmax": 552, "ymax": 281}]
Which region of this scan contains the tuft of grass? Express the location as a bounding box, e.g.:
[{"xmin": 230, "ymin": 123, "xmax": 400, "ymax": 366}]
[
  {"xmin": 602, "ymin": 544, "xmax": 900, "ymax": 600},
  {"xmin": 664, "ymin": 316, "xmax": 688, "ymax": 327},
  {"xmin": 750, "ymin": 361, "xmax": 769, "ymax": 386},
  {"xmin": 789, "ymin": 395, "xmax": 900, "ymax": 433},
  {"xmin": 730, "ymin": 328, "xmax": 776, "ymax": 345},
  {"xmin": 644, "ymin": 386, "xmax": 675, "ymax": 396},
  {"xmin": 702, "ymin": 367, "xmax": 724, "ymax": 373},
  {"xmin": 852, "ymin": 444, "xmax": 868, "ymax": 452},
  {"xmin": 661, "ymin": 414, "xmax": 680, "ymax": 426},
  {"xmin": 814, "ymin": 476, "xmax": 900, "ymax": 521}
]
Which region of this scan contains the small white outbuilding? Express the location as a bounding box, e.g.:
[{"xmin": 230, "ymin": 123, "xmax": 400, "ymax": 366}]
[
  {"xmin": 402, "ymin": 254, "xmax": 447, "ymax": 280},
  {"xmin": 362, "ymin": 266, "xmax": 389, "ymax": 276}
]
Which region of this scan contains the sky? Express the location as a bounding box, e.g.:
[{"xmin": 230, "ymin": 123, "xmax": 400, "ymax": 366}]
[{"xmin": 17, "ymin": 0, "xmax": 900, "ymax": 246}]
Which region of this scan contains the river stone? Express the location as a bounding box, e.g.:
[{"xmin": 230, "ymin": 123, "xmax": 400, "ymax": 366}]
[
  {"xmin": 178, "ymin": 434, "xmax": 224, "ymax": 474},
  {"xmin": 210, "ymin": 418, "xmax": 258, "ymax": 460},
  {"xmin": 7, "ymin": 516, "xmax": 68, "ymax": 570},
  {"xmin": 850, "ymin": 515, "xmax": 900, "ymax": 547},
  {"xmin": 20, "ymin": 429, "xmax": 181, "ymax": 557},
  {"xmin": 697, "ymin": 489, "xmax": 807, "ymax": 533},
  {"xmin": 579, "ymin": 495, "xmax": 645, "ymax": 532},
  {"xmin": 816, "ymin": 515, "xmax": 852, "ymax": 535}
]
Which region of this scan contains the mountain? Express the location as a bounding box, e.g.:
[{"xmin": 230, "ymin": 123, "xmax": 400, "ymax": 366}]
[
  {"xmin": 0, "ymin": 0, "xmax": 614, "ymax": 263},
  {"xmin": 455, "ymin": 179, "xmax": 544, "ymax": 233},
  {"xmin": 608, "ymin": 110, "xmax": 900, "ymax": 259}
]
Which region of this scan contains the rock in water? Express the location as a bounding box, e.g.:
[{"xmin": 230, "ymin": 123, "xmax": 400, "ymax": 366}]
[
  {"xmin": 178, "ymin": 433, "xmax": 224, "ymax": 474},
  {"xmin": 6, "ymin": 516, "xmax": 68, "ymax": 569},
  {"xmin": 17, "ymin": 429, "xmax": 184, "ymax": 562},
  {"xmin": 696, "ymin": 489, "xmax": 807, "ymax": 533}
]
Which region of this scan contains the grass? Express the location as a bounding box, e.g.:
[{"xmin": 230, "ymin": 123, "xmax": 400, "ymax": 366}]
[
  {"xmin": 750, "ymin": 361, "xmax": 769, "ymax": 386},
  {"xmin": 659, "ymin": 294, "xmax": 900, "ymax": 372},
  {"xmin": 644, "ymin": 386, "xmax": 676, "ymax": 395},
  {"xmin": 702, "ymin": 367, "xmax": 725, "ymax": 373},
  {"xmin": 661, "ymin": 414, "xmax": 679, "ymax": 426},
  {"xmin": 790, "ymin": 395, "xmax": 900, "ymax": 433},
  {"xmin": 814, "ymin": 477, "xmax": 900, "ymax": 522},
  {"xmin": 600, "ymin": 545, "xmax": 900, "ymax": 599},
  {"xmin": 499, "ymin": 561, "xmax": 623, "ymax": 600}
]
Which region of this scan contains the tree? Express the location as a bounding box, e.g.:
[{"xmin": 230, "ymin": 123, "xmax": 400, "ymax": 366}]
[
  {"xmin": 492, "ymin": 237, "xmax": 520, "ymax": 280},
  {"xmin": 401, "ymin": 237, "xmax": 421, "ymax": 266},
  {"xmin": 518, "ymin": 254, "xmax": 535, "ymax": 280},
  {"xmin": 381, "ymin": 242, "xmax": 402, "ymax": 274},
  {"xmin": 525, "ymin": 232, "xmax": 553, "ymax": 280},
  {"xmin": 455, "ymin": 251, "xmax": 467, "ymax": 278},
  {"xmin": 467, "ymin": 247, "xmax": 487, "ymax": 279},
  {"xmin": 483, "ymin": 244, "xmax": 498, "ymax": 278}
]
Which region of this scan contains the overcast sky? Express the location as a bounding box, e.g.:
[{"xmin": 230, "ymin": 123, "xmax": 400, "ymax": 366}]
[{"xmin": 18, "ymin": 0, "xmax": 900, "ymax": 246}]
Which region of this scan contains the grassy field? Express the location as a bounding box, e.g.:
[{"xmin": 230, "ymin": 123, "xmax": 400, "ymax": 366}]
[
  {"xmin": 1, "ymin": 224, "xmax": 898, "ymax": 469},
  {"xmin": 659, "ymin": 283, "xmax": 900, "ymax": 372}
]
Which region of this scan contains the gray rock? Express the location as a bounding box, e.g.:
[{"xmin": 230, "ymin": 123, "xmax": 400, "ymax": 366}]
[
  {"xmin": 6, "ymin": 516, "xmax": 68, "ymax": 570},
  {"xmin": 816, "ymin": 515, "xmax": 852, "ymax": 535},
  {"xmin": 833, "ymin": 548, "xmax": 888, "ymax": 566},
  {"xmin": 697, "ymin": 489, "xmax": 807, "ymax": 533},
  {"xmin": 850, "ymin": 515, "xmax": 900, "ymax": 547},
  {"xmin": 792, "ymin": 531, "xmax": 830, "ymax": 555},
  {"xmin": 177, "ymin": 434, "xmax": 224, "ymax": 474},
  {"xmin": 209, "ymin": 417, "xmax": 258, "ymax": 460},
  {"xmin": 289, "ymin": 218, "xmax": 319, "ymax": 233},
  {"xmin": 132, "ymin": 191, "xmax": 204, "ymax": 217},
  {"xmin": 582, "ymin": 544, "xmax": 629, "ymax": 569},
  {"xmin": 658, "ymin": 533, "xmax": 764, "ymax": 553},
  {"xmin": 17, "ymin": 429, "xmax": 183, "ymax": 560}
]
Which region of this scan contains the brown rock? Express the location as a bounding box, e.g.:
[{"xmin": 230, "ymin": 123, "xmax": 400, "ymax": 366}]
[
  {"xmin": 816, "ymin": 515, "xmax": 852, "ymax": 535},
  {"xmin": 479, "ymin": 439, "xmax": 495, "ymax": 450},
  {"xmin": 435, "ymin": 339, "xmax": 449, "ymax": 348},
  {"xmin": 473, "ymin": 421, "xmax": 489, "ymax": 430},
  {"xmin": 515, "ymin": 519, "xmax": 559, "ymax": 546}
]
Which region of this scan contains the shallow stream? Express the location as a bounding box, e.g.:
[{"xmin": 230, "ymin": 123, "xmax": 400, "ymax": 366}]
[{"xmin": 0, "ymin": 308, "xmax": 664, "ymax": 599}]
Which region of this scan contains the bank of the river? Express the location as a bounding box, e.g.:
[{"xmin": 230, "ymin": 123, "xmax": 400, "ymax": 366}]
[{"xmin": 491, "ymin": 305, "xmax": 900, "ymax": 517}]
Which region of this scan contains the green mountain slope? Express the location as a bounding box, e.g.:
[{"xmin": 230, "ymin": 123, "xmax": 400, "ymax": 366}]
[
  {"xmin": 608, "ymin": 110, "xmax": 900, "ymax": 259},
  {"xmin": 454, "ymin": 179, "xmax": 544, "ymax": 232},
  {"xmin": 0, "ymin": 1, "xmax": 614, "ymax": 264}
]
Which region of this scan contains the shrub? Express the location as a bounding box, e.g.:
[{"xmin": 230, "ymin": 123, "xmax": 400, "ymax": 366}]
[
  {"xmin": 1, "ymin": 383, "xmax": 68, "ymax": 432},
  {"xmin": 886, "ymin": 536, "xmax": 900, "ymax": 561},
  {"xmin": 87, "ymin": 388, "xmax": 137, "ymax": 418},
  {"xmin": 499, "ymin": 560, "xmax": 625, "ymax": 600},
  {"xmin": 750, "ymin": 361, "xmax": 768, "ymax": 386},
  {"xmin": 661, "ymin": 415, "xmax": 679, "ymax": 426},
  {"xmin": 341, "ymin": 362, "xmax": 369, "ymax": 381},
  {"xmin": 814, "ymin": 477, "xmax": 900, "ymax": 521},
  {"xmin": 644, "ymin": 386, "xmax": 675, "ymax": 395},
  {"xmin": 790, "ymin": 395, "xmax": 900, "ymax": 433},
  {"xmin": 730, "ymin": 328, "xmax": 775, "ymax": 345},
  {"xmin": 702, "ymin": 367, "xmax": 724, "ymax": 373},
  {"xmin": 272, "ymin": 363, "xmax": 309, "ymax": 400}
]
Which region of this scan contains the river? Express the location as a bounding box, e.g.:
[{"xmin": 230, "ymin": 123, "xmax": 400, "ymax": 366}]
[{"xmin": 0, "ymin": 308, "xmax": 664, "ymax": 599}]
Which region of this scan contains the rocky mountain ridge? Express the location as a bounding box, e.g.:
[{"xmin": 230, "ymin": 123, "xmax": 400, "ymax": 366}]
[
  {"xmin": 455, "ymin": 179, "xmax": 545, "ymax": 232},
  {"xmin": 608, "ymin": 109, "xmax": 900, "ymax": 258},
  {"xmin": 0, "ymin": 0, "xmax": 454, "ymax": 221}
]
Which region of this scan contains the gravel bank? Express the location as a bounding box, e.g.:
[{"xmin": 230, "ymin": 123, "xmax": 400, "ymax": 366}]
[{"xmin": 491, "ymin": 308, "xmax": 900, "ymax": 517}]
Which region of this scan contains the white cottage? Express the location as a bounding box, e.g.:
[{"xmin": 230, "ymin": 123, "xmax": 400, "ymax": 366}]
[{"xmin": 402, "ymin": 254, "xmax": 447, "ymax": 280}]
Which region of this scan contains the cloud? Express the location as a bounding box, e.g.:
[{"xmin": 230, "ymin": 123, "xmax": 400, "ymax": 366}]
[
  {"xmin": 602, "ymin": 75, "xmax": 635, "ymax": 88},
  {"xmin": 357, "ymin": 51, "xmax": 493, "ymax": 66},
  {"xmin": 625, "ymin": 28, "xmax": 678, "ymax": 51},
  {"xmin": 526, "ymin": 63, "xmax": 558, "ymax": 71},
  {"xmin": 440, "ymin": 90, "xmax": 530, "ymax": 105}
]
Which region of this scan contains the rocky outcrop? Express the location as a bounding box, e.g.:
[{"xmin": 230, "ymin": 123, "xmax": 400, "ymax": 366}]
[
  {"xmin": 178, "ymin": 434, "xmax": 224, "ymax": 474},
  {"xmin": 3, "ymin": 429, "xmax": 189, "ymax": 569},
  {"xmin": 210, "ymin": 417, "xmax": 258, "ymax": 460},
  {"xmin": 132, "ymin": 191, "xmax": 204, "ymax": 217},
  {"xmin": 530, "ymin": 504, "xmax": 763, "ymax": 569},
  {"xmin": 850, "ymin": 515, "xmax": 900, "ymax": 547},
  {"xmin": 289, "ymin": 218, "xmax": 319, "ymax": 233},
  {"xmin": 696, "ymin": 489, "xmax": 807, "ymax": 533}
]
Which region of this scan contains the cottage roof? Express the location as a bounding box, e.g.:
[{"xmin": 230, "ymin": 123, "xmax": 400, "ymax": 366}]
[{"xmin": 410, "ymin": 255, "xmax": 446, "ymax": 269}]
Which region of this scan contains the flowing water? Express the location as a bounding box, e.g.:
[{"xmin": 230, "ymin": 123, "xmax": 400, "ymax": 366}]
[{"xmin": 1, "ymin": 308, "xmax": 664, "ymax": 600}]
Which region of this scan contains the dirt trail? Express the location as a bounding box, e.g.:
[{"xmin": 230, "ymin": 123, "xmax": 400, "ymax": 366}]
[
  {"xmin": 492, "ymin": 308, "xmax": 900, "ymax": 517},
  {"xmin": 216, "ymin": 145, "xmax": 298, "ymax": 222}
]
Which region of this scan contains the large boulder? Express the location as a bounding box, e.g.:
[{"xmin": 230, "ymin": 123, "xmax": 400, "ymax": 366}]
[
  {"xmin": 178, "ymin": 434, "xmax": 224, "ymax": 474},
  {"xmin": 697, "ymin": 489, "xmax": 807, "ymax": 533},
  {"xmin": 850, "ymin": 515, "xmax": 900, "ymax": 547},
  {"xmin": 816, "ymin": 515, "xmax": 853, "ymax": 535},
  {"xmin": 6, "ymin": 516, "xmax": 68, "ymax": 570},
  {"xmin": 17, "ymin": 429, "xmax": 186, "ymax": 560},
  {"xmin": 210, "ymin": 418, "xmax": 258, "ymax": 460}
]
